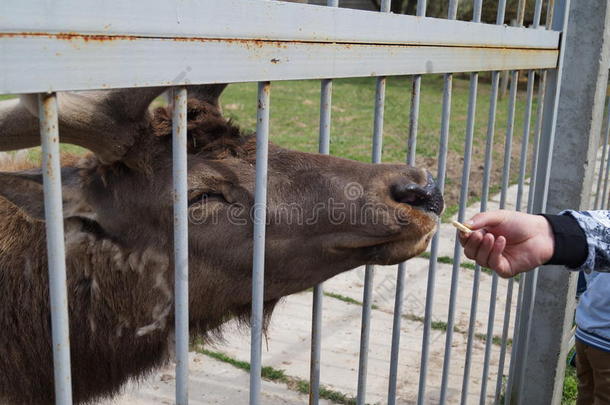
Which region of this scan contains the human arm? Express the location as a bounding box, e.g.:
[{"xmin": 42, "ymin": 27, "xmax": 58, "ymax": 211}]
[{"xmin": 458, "ymin": 209, "xmax": 595, "ymax": 278}]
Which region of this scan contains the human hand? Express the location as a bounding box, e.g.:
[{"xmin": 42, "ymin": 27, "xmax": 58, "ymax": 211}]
[{"xmin": 458, "ymin": 210, "xmax": 555, "ymax": 278}]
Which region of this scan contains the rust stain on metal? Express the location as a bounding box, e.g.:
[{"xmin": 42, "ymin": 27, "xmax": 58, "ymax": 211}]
[{"xmin": 0, "ymin": 32, "xmax": 559, "ymax": 52}]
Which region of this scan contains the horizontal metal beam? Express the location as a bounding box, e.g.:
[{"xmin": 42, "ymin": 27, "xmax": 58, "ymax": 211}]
[
  {"xmin": 0, "ymin": 35, "xmax": 558, "ymax": 94},
  {"xmin": 0, "ymin": 0, "xmax": 559, "ymax": 50}
]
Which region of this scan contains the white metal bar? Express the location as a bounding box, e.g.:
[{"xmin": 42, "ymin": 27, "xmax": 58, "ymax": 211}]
[
  {"xmin": 418, "ymin": 73, "xmax": 453, "ymax": 405},
  {"xmin": 356, "ymin": 265, "xmax": 374, "ymax": 405},
  {"xmin": 407, "ymin": 77, "xmax": 421, "ymax": 165},
  {"xmin": 505, "ymin": 68, "xmax": 549, "ymax": 405},
  {"xmin": 309, "ymin": 81, "xmax": 330, "ymax": 405},
  {"xmin": 388, "ymin": 75, "xmax": 422, "ymax": 405},
  {"xmin": 0, "ymin": 38, "xmax": 560, "ymax": 95},
  {"xmin": 533, "ymin": 0, "xmax": 544, "ymax": 28},
  {"xmin": 357, "ymin": 63, "xmax": 387, "ymax": 405},
  {"xmin": 493, "ymin": 70, "xmax": 536, "ymax": 403},
  {"xmin": 527, "ymin": 70, "xmax": 548, "ymax": 213},
  {"xmin": 250, "ymin": 81, "xmax": 271, "ymax": 405},
  {"xmin": 387, "ymin": 260, "xmax": 406, "ymax": 405},
  {"xmin": 172, "ymin": 87, "xmax": 189, "ymax": 405},
  {"xmin": 434, "ymin": 78, "xmax": 453, "ymax": 405},
  {"xmin": 503, "ymin": 274, "xmax": 526, "ymax": 405},
  {"xmin": 0, "ymin": 0, "xmax": 560, "ymax": 49},
  {"xmin": 601, "ymin": 99, "xmax": 610, "ymax": 208},
  {"xmin": 419, "ymin": 5, "xmax": 460, "ymax": 402},
  {"xmin": 514, "ymin": 0, "xmax": 572, "ymax": 401},
  {"xmin": 388, "ymin": 4, "xmax": 426, "ymax": 401},
  {"xmin": 440, "ymin": 71, "xmax": 478, "ymax": 405},
  {"xmin": 593, "ymin": 99, "xmax": 610, "ymax": 209},
  {"xmin": 309, "ymin": 0, "xmax": 337, "ymax": 396},
  {"xmin": 39, "ymin": 92, "xmax": 74, "ymax": 405}
]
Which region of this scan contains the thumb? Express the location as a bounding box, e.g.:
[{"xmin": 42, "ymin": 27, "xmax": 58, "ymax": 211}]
[{"xmin": 466, "ymin": 210, "xmax": 509, "ymax": 231}]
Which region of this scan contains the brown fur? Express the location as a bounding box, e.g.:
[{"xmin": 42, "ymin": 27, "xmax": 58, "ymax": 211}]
[{"xmin": 0, "ymin": 96, "xmax": 440, "ymax": 404}]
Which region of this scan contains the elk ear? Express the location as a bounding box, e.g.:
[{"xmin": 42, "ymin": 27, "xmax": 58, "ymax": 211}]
[
  {"xmin": 0, "ymin": 167, "xmax": 94, "ymax": 221},
  {"xmin": 188, "ymin": 84, "xmax": 228, "ymax": 109}
]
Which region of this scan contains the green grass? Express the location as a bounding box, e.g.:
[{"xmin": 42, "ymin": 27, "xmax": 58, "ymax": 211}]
[
  {"xmin": 324, "ymin": 291, "xmax": 380, "ymax": 310},
  {"xmin": 221, "ymin": 74, "xmax": 536, "ymax": 210},
  {"xmin": 222, "ymin": 75, "xmax": 532, "ymax": 161},
  {"xmin": 563, "ymin": 365, "xmax": 578, "ymax": 405},
  {"xmin": 562, "ymin": 349, "xmax": 578, "ymax": 405},
  {"xmin": 419, "ymin": 251, "xmax": 492, "ymax": 275},
  {"xmin": 197, "ymin": 347, "xmax": 360, "ymax": 404},
  {"xmin": 324, "ymin": 291, "xmax": 510, "ymax": 347}
]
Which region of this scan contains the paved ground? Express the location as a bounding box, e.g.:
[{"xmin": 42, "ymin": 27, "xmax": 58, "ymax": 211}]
[{"xmin": 109, "ymin": 183, "xmax": 526, "ymax": 405}]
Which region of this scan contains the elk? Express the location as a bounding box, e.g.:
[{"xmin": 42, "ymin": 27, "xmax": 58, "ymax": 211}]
[{"xmin": 0, "ymin": 84, "xmax": 443, "ymax": 405}]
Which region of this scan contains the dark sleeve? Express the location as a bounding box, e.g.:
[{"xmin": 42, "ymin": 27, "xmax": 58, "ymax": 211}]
[{"xmin": 539, "ymin": 214, "xmax": 588, "ymax": 268}]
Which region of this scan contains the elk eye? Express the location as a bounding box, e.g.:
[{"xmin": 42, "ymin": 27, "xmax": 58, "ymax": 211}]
[{"xmin": 187, "ymin": 189, "xmax": 227, "ymax": 206}]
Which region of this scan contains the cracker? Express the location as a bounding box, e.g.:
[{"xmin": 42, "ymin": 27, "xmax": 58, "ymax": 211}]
[{"xmin": 451, "ymin": 220, "xmax": 472, "ymax": 234}]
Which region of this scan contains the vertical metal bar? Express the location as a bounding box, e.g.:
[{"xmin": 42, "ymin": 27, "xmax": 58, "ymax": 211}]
[
  {"xmin": 462, "ymin": 67, "xmax": 500, "ymax": 403},
  {"xmin": 39, "ymin": 92, "xmax": 73, "ymax": 405},
  {"xmin": 440, "ymin": 71, "xmax": 478, "ymax": 405},
  {"xmin": 388, "ymin": 50, "xmax": 426, "ymax": 405},
  {"xmin": 497, "ymin": 0, "xmax": 507, "ymax": 24},
  {"xmin": 516, "ymin": 0, "xmax": 527, "ymax": 26},
  {"xmin": 416, "ymin": 0, "xmax": 427, "ymax": 16},
  {"xmin": 407, "ymin": 77, "xmax": 421, "ymax": 165},
  {"xmin": 357, "ymin": 3, "xmax": 391, "ymax": 403},
  {"xmin": 500, "ymin": 70, "xmax": 520, "ymax": 210},
  {"xmin": 250, "ymin": 81, "xmax": 271, "ymax": 405},
  {"xmin": 309, "ymin": 89, "xmax": 329, "ymax": 405},
  {"xmin": 387, "ymin": 260, "xmax": 406, "ymax": 405},
  {"xmin": 309, "ymin": 3, "xmax": 338, "ymax": 403},
  {"xmin": 594, "ymin": 100, "xmax": 610, "ymax": 209},
  {"xmin": 405, "ymin": 0, "xmax": 427, "ymax": 164},
  {"xmin": 527, "ymin": 71, "xmax": 548, "ymax": 213},
  {"xmin": 546, "ymin": 0, "xmax": 556, "ymax": 29},
  {"xmin": 356, "ymin": 265, "xmax": 375, "ymax": 405},
  {"xmin": 417, "ymin": 3, "xmax": 459, "ymax": 403},
  {"xmin": 602, "ymin": 100, "xmax": 610, "ymax": 208},
  {"xmin": 504, "ymin": 27, "xmax": 544, "ymax": 405},
  {"xmin": 356, "ymin": 73, "xmax": 386, "ymax": 405},
  {"xmin": 440, "ymin": 2, "xmax": 484, "ymax": 400},
  {"xmin": 476, "ymin": 69, "xmax": 519, "ymax": 404},
  {"xmin": 388, "ymin": 3, "xmax": 426, "ymax": 399},
  {"xmin": 603, "ymin": 153, "xmax": 610, "ymax": 209},
  {"xmin": 424, "ymin": 73, "xmax": 453, "ymax": 405},
  {"xmin": 173, "ymin": 87, "xmax": 189, "ymax": 405},
  {"xmin": 492, "ymin": 70, "xmax": 536, "ymax": 404},
  {"xmin": 505, "ymin": 69, "xmax": 548, "ymax": 405},
  {"xmin": 533, "ymin": 0, "xmax": 544, "ymax": 27},
  {"xmin": 514, "ymin": 0, "xmax": 572, "ymax": 401},
  {"xmin": 503, "ymin": 275, "xmax": 525, "ymax": 405},
  {"xmin": 515, "ymin": 72, "xmax": 536, "ymax": 212},
  {"xmin": 493, "ymin": 281, "xmax": 514, "ymax": 405}
]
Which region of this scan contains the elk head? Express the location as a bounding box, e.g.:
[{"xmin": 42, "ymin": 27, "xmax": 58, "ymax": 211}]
[{"xmin": 0, "ymin": 84, "xmax": 443, "ymax": 332}]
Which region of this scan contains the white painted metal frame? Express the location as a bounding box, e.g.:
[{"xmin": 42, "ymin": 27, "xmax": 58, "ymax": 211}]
[
  {"xmin": 1, "ymin": 0, "xmax": 559, "ymax": 48},
  {"xmin": 0, "ymin": 0, "xmax": 560, "ymax": 96}
]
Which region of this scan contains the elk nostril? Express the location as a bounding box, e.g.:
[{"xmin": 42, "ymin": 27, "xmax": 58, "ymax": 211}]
[
  {"xmin": 391, "ymin": 180, "xmax": 444, "ymax": 216},
  {"xmin": 392, "ymin": 184, "xmax": 430, "ymax": 207}
]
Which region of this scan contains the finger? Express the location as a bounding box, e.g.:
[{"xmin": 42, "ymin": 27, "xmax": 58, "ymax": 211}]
[
  {"xmin": 488, "ymin": 235, "xmax": 510, "ymax": 276},
  {"xmin": 475, "ymin": 232, "xmax": 495, "ymax": 268},
  {"xmin": 463, "ymin": 230, "xmax": 484, "ymax": 260},
  {"xmin": 458, "ymin": 230, "xmax": 471, "ymax": 247},
  {"xmin": 466, "ymin": 210, "xmax": 509, "ymax": 231}
]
